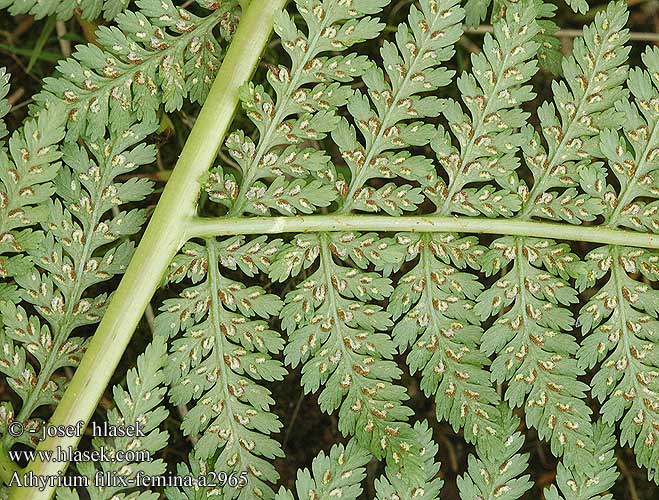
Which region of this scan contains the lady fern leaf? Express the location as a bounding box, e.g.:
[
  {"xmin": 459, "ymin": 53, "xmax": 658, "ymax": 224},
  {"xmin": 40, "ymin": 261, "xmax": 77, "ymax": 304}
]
[
  {"xmin": 543, "ymin": 422, "xmax": 619, "ymax": 500},
  {"xmin": 457, "ymin": 406, "xmax": 532, "ymax": 500},
  {"xmin": 388, "ymin": 231, "xmax": 498, "ymax": 446},
  {"xmin": 57, "ymin": 338, "xmax": 169, "ymax": 500},
  {"xmin": 207, "ymin": 0, "xmax": 388, "ymax": 217},
  {"xmin": 156, "ymin": 237, "xmax": 286, "ymax": 499},
  {"xmin": 336, "ymin": 0, "xmax": 464, "ymax": 215},
  {"xmin": 35, "ymin": 0, "xmax": 239, "ymax": 141},
  {"xmin": 390, "ymin": 1, "xmax": 540, "ymax": 452},
  {"xmin": 373, "ymin": 421, "xmax": 444, "ymax": 500},
  {"xmin": 574, "ymin": 44, "xmax": 659, "ymax": 481},
  {"xmin": 0, "ymin": 102, "xmax": 65, "ymax": 319},
  {"xmin": 429, "ymin": 2, "xmax": 540, "ymax": 218},
  {"xmin": 271, "ymin": 231, "xmax": 432, "ymax": 484},
  {"xmin": 0, "ymin": 119, "xmax": 154, "ymax": 452},
  {"xmin": 6, "ymin": 0, "xmax": 659, "ymax": 498},
  {"xmin": 476, "ymin": 1, "xmax": 631, "ymax": 465}
]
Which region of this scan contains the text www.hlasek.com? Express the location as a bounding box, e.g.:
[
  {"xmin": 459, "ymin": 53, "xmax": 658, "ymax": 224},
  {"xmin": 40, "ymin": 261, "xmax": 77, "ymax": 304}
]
[
  {"xmin": 7, "ymin": 419, "xmax": 151, "ymax": 464},
  {"xmin": 9, "ymin": 446, "xmax": 151, "ymax": 464},
  {"xmin": 7, "ymin": 420, "xmax": 248, "ymax": 492}
]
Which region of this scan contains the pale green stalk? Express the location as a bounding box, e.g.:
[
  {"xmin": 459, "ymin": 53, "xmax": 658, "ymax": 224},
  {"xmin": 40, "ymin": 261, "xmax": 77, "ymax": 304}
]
[
  {"xmin": 188, "ymin": 214, "xmax": 659, "ymax": 249},
  {"xmin": 6, "ymin": 1, "xmax": 286, "ymax": 498}
]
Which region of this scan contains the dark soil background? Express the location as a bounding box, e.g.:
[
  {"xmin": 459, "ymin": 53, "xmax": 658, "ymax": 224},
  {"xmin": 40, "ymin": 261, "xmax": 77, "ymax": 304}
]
[{"xmin": 2, "ymin": 0, "xmax": 659, "ymax": 499}]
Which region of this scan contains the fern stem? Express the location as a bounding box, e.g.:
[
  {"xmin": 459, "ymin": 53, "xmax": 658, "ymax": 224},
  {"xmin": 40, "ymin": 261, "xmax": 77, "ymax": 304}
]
[
  {"xmin": 187, "ymin": 215, "xmax": 659, "ymax": 249},
  {"xmin": 6, "ymin": 2, "xmax": 285, "ymax": 498}
]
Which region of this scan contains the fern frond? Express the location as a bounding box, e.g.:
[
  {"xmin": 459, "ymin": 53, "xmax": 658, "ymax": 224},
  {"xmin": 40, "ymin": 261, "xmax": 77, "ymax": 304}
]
[
  {"xmin": 336, "ymin": 0, "xmax": 464, "ymax": 215},
  {"xmin": 373, "ymin": 421, "xmax": 443, "ymax": 500},
  {"xmin": 519, "ymin": 1, "xmax": 630, "ymax": 222},
  {"xmin": 34, "ymin": 0, "xmax": 239, "ymax": 142},
  {"xmin": 271, "ymin": 232, "xmax": 431, "ymax": 484},
  {"xmin": 56, "ymin": 338, "xmax": 169, "ymax": 500},
  {"xmin": 388, "ymin": 232, "xmax": 500, "ymax": 447},
  {"xmin": 272, "ymin": 440, "xmax": 371, "ymax": 500},
  {"xmin": 600, "ymin": 46, "xmax": 659, "ymax": 232},
  {"xmin": 7, "ymin": 0, "xmax": 659, "ymax": 496},
  {"xmin": 463, "ymin": 0, "xmax": 563, "ymax": 74},
  {"xmin": 0, "ymin": 120, "xmax": 155, "ymax": 451},
  {"xmin": 543, "ymin": 421, "xmax": 618, "ymax": 500},
  {"xmin": 476, "ymin": 1, "xmax": 631, "ymax": 466},
  {"xmin": 0, "ymin": 0, "xmax": 127, "ymax": 21},
  {"xmin": 457, "ymin": 406, "xmax": 532, "ymax": 500},
  {"xmin": 0, "ymin": 102, "xmax": 65, "ymax": 315},
  {"xmin": 206, "ymin": 0, "xmax": 387, "ymax": 217},
  {"xmin": 576, "ymin": 243, "xmax": 659, "ymax": 480},
  {"xmin": 431, "ymin": 3, "xmax": 539, "ymax": 218},
  {"xmin": 476, "ymin": 236, "xmax": 593, "ymax": 462},
  {"xmin": 155, "ymin": 237, "xmax": 285, "ymax": 499},
  {"xmin": 574, "ymin": 45, "xmax": 659, "ymax": 482},
  {"xmin": 387, "ymin": 3, "xmax": 539, "ymax": 452},
  {"xmin": 464, "ymin": 0, "xmax": 586, "ymax": 26}
]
